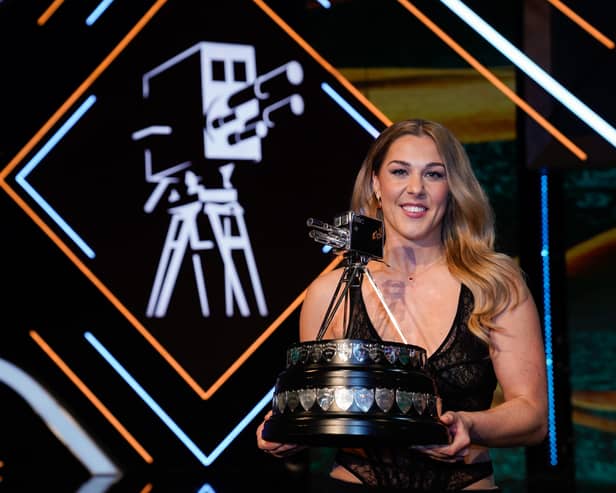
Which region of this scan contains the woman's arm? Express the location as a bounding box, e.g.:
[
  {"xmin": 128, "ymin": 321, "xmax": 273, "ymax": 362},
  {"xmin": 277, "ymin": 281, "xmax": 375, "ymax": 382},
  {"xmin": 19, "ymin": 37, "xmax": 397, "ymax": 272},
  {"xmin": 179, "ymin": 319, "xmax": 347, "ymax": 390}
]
[
  {"xmin": 467, "ymin": 288, "xmax": 548, "ymax": 446},
  {"xmin": 425, "ymin": 284, "xmax": 548, "ymax": 459}
]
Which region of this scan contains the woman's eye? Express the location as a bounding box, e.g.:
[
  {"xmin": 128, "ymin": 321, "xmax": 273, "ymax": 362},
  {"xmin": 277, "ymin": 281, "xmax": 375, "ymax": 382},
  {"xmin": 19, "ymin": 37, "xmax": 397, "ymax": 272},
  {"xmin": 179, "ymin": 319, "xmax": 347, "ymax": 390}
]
[
  {"xmin": 425, "ymin": 171, "xmax": 445, "ymax": 179},
  {"xmin": 391, "ymin": 168, "xmax": 407, "ymax": 176}
]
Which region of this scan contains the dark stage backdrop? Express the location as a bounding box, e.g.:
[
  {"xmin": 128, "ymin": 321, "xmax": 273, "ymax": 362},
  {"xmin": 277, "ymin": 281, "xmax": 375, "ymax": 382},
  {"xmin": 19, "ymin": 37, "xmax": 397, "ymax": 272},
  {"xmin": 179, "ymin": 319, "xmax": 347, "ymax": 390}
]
[{"xmin": 0, "ymin": 1, "xmax": 614, "ymax": 492}]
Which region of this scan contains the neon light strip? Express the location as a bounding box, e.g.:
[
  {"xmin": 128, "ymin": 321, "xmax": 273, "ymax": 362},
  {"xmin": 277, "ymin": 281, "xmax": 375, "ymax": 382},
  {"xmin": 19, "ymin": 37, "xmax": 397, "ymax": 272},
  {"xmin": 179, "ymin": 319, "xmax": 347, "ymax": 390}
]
[
  {"xmin": 2, "ymin": 0, "xmax": 169, "ymax": 180},
  {"xmin": 321, "ymin": 83, "xmax": 380, "ymax": 138},
  {"xmin": 397, "ymin": 0, "xmax": 585, "ymax": 161},
  {"xmin": 440, "ymin": 0, "xmax": 616, "ymax": 150},
  {"xmin": 205, "ymin": 387, "xmax": 275, "ymax": 464},
  {"xmin": 38, "ymin": 0, "xmax": 65, "ymax": 26},
  {"xmin": 197, "ymin": 485, "xmax": 216, "ymax": 493},
  {"xmin": 546, "ymin": 0, "xmax": 614, "ymax": 49},
  {"xmin": 84, "ymin": 331, "xmax": 209, "ymax": 464},
  {"xmin": 253, "ymin": 0, "xmax": 391, "ymax": 127},
  {"xmin": 85, "ymin": 330, "xmax": 274, "ymax": 466},
  {"xmin": 539, "ymin": 171, "xmax": 558, "ymax": 465},
  {"xmin": 15, "ymin": 95, "xmax": 97, "ymax": 259},
  {"xmin": 30, "ymin": 330, "xmax": 153, "ymax": 463},
  {"xmin": 0, "ymin": 357, "xmax": 119, "ymax": 475},
  {"xmin": 319, "ymin": 84, "xmax": 380, "ymax": 256},
  {"xmin": 316, "ymin": 0, "xmax": 332, "ymax": 8},
  {"xmin": 86, "ymin": 0, "xmax": 116, "ymax": 25}
]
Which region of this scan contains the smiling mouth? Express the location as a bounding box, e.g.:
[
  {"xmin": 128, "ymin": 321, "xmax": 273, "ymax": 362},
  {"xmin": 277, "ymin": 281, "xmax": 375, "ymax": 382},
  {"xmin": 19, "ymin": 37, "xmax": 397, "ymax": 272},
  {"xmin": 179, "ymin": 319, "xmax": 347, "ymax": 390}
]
[{"xmin": 402, "ymin": 205, "xmax": 426, "ymax": 213}]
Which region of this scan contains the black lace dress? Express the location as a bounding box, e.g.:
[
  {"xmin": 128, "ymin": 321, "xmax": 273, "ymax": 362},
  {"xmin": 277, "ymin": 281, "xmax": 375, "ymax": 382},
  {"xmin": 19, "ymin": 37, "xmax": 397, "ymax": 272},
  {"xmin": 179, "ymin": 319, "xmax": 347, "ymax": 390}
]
[{"xmin": 332, "ymin": 283, "xmax": 498, "ymax": 491}]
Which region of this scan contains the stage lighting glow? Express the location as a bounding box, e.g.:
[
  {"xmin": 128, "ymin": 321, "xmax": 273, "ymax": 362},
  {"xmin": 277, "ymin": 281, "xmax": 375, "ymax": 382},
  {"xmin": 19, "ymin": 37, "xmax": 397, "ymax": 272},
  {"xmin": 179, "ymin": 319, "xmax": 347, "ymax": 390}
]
[
  {"xmin": 16, "ymin": 95, "xmax": 97, "ymax": 259},
  {"xmin": 85, "ymin": 331, "xmax": 274, "ymax": 466},
  {"xmin": 540, "ymin": 171, "xmax": 558, "ymax": 466},
  {"xmin": 440, "ymin": 0, "xmax": 616, "ymax": 151},
  {"xmin": 546, "ymin": 0, "xmax": 614, "ymax": 49},
  {"xmin": 86, "ymin": 0, "xmax": 115, "ymax": 25},
  {"xmin": 85, "ymin": 331, "xmax": 211, "ymax": 465},
  {"xmin": 30, "ymin": 330, "xmax": 153, "ymax": 463},
  {"xmin": 321, "ymin": 82, "xmax": 380, "ymax": 138},
  {"xmin": 396, "ymin": 0, "xmax": 585, "ymax": 160}
]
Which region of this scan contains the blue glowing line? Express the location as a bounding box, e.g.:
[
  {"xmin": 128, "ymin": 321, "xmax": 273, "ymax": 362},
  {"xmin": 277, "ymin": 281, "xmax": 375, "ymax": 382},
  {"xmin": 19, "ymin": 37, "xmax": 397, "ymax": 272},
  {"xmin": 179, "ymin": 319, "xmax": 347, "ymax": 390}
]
[
  {"xmin": 440, "ymin": 0, "xmax": 616, "ymax": 150},
  {"xmin": 321, "ymin": 82, "xmax": 380, "ymax": 138},
  {"xmin": 197, "ymin": 485, "xmax": 216, "ymax": 493},
  {"xmin": 85, "ymin": 331, "xmax": 274, "ymax": 467},
  {"xmin": 84, "ymin": 332, "xmax": 209, "ymax": 465},
  {"xmin": 15, "ymin": 95, "xmax": 97, "ymax": 259},
  {"xmin": 316, "ymin": 0, "xmax": 332, "ymax": 8},
  {"xmin": 540, "ymin": 171, "xmax": 558, "ymax": 466},
  {"xmin": 205, "ymin": 386, "xmax": 274, "ymax": 465},
  {"xmin": 86, "ymin": 0, "xmax": 115, "ymax": 26},
  {"xmin": 319, "ymin": 82, "xmax": 379, "ymax": 256}
]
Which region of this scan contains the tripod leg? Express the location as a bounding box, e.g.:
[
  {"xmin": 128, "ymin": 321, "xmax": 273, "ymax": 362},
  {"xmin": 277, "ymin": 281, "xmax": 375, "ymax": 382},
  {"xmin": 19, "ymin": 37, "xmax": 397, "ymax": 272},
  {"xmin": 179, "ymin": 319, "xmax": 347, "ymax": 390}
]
[
  {"xmin": 363, "ymin": 267, "xmax": 407, "ymax": 344},
  {"xmin": 315, "ymin": 265, "xmax": 360, "ymax": 340}
]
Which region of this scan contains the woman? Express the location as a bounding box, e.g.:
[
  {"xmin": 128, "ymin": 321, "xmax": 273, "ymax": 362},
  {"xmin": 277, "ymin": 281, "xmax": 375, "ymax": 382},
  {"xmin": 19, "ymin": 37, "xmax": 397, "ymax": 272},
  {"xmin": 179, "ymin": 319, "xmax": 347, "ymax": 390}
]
[{"xmin": 256, "ymin": 119, "xmax": 548, "ymax": 491}]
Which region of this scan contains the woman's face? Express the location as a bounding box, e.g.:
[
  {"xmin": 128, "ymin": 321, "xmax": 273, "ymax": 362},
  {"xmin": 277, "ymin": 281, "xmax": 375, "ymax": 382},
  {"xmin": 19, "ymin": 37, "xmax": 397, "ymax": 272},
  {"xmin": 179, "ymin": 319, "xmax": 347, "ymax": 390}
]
[{"xmin": 373, "ymin": 134, "xmax": 450, "ymax": 246}]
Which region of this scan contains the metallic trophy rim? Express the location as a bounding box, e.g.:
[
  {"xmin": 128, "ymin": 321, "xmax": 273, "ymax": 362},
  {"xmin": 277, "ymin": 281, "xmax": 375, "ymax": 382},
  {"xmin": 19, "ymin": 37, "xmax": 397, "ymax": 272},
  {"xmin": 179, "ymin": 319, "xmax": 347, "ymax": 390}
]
[{"xmin": 263, "ymin": 214, "xmax": 451, "ymax": 447}]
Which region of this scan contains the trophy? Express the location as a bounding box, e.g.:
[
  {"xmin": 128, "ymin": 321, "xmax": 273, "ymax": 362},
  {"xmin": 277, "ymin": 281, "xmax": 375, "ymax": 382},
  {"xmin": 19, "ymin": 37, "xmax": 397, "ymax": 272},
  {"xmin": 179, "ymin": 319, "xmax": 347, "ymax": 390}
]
[{"xmin": 262, "ymin": 212, "xmax": 450, "ymax": 446}]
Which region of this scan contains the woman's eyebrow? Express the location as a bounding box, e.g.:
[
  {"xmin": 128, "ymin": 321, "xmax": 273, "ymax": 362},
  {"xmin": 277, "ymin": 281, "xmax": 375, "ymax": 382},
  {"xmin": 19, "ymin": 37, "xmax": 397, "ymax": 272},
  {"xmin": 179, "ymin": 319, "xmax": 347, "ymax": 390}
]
[{"xmin": 386, "ymin": 160, "xmax": 445, "ymax": 168}]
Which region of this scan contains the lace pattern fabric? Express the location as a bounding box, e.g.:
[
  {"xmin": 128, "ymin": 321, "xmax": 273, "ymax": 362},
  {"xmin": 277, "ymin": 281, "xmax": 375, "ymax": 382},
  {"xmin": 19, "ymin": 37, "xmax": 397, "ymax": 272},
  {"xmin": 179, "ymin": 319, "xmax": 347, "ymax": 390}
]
[
  {"xmin": 335, "ymin": 447, "xmax": 494, "ymax": 491},
  {"xmin": 333, "ymin": 284, "xmax": 497, "ymax": 490}
]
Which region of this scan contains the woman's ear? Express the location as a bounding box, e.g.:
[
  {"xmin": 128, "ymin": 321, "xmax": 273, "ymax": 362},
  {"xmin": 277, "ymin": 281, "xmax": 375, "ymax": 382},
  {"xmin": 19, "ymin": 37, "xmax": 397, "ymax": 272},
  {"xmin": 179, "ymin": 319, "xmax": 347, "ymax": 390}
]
[{"xmin": 372, "ymin": 174, "xmax": 380, "ymax": 198}]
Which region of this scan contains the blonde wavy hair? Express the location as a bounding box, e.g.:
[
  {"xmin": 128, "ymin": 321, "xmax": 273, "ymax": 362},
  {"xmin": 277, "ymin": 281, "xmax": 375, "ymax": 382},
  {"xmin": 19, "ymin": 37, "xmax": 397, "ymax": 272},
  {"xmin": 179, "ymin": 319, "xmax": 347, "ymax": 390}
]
[{"xmin": 350, "ymin": 119, "xmax": 525, "ymax": 343}]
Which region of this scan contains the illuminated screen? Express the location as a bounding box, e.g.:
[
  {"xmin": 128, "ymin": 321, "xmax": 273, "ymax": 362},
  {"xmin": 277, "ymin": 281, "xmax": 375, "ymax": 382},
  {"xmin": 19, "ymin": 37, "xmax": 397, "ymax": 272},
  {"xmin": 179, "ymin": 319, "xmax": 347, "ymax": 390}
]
[{"xmin": 1, "ymin": 0, "xmax": 384, "ymax": 469}]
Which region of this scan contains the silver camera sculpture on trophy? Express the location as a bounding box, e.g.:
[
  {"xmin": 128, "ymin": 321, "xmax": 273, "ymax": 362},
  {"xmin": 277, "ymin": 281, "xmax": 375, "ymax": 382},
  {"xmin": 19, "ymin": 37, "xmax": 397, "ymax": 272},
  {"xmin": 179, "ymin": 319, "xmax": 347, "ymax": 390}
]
[{"xmin": 262, "ymin": 211, "xmax": 450, "ymax": 446}]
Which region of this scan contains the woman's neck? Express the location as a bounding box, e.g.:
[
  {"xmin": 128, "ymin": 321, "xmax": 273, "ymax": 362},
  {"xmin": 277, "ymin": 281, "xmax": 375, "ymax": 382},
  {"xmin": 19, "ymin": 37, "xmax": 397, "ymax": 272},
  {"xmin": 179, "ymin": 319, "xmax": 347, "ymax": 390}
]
[
  {"xmin": 383, "ymin": 245, "xmax": 444, "ymax": 270},
  {"xmin": 381, "ymin": 244, "xmax": 445, "ymax": 281}
]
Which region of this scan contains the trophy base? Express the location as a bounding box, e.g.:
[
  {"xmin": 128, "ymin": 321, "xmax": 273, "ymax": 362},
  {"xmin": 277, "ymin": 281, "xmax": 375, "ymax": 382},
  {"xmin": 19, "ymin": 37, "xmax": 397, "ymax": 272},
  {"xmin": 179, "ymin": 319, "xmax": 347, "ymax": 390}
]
[
  {"xmin": 266, "ymin": 339, "xmax": 450, "ymax": 447},
  {"xmin": 263, "ymin": 414, "xmax": 450, "ymax": 447}
]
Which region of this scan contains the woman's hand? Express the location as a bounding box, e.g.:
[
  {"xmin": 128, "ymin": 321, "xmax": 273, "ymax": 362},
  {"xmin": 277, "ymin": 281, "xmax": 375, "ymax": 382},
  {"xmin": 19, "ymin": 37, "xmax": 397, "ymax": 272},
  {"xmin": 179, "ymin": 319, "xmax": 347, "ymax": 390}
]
[
  {"xmin": 410, "ymin": 410, "xmax": 471, "ymax": 462},
  {"xmin": 256, "ymin": 410, "xmax": 307, "ymax": 458}
]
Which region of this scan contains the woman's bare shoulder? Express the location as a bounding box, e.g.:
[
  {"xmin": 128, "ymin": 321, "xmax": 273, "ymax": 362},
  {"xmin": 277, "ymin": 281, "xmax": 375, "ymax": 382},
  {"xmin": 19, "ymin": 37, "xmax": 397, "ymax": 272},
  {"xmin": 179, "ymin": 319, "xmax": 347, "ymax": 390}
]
[
  {"xmin": 307, "ymin": 267, "xmax": 344, "ymax": 291},
  {"xmin": 300, "ymin": 268, "xmax": 346, "ymax": 340}
]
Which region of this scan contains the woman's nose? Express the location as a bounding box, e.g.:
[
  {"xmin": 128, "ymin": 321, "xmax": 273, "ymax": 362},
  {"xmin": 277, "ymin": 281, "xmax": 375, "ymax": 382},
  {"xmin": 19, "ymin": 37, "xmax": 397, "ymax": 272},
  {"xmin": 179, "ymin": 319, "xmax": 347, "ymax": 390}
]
[{"xmin": 406, "ymin": 175, "xmax": 424, "ymax": 195}]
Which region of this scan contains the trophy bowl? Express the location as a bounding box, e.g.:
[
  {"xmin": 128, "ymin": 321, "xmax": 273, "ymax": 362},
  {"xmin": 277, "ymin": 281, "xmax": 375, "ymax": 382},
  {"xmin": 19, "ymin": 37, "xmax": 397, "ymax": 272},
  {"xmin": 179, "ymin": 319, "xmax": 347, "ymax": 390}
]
[{"xmin": 262, "ymin": 338, "xmax": 450, "ymax": 447}]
